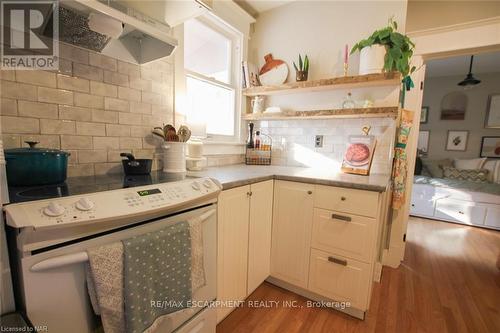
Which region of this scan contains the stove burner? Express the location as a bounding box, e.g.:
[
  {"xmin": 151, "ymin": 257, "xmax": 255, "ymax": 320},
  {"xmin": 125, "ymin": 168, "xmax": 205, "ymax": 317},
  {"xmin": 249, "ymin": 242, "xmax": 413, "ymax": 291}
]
[{"xmin": 17, "ymin": 184, "xmax": 69, "ymax": 199}]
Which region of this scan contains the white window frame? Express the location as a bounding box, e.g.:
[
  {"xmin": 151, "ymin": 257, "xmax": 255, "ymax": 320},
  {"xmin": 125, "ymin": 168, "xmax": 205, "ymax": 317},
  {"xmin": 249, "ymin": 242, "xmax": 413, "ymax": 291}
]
[{"xmin": 184, "ymin": 14, "xmax": 243, "ymax": 143}]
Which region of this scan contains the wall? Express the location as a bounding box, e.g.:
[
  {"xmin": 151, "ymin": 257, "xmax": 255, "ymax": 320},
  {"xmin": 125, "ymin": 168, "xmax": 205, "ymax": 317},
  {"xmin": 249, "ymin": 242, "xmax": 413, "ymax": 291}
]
[
  {"xmin": 247, "ymin": 0, "xmax": 407, "ymax": 174},
  {"xmin": 406, "ymin": 0, "xmax": 500, "ymax": 33},
  {"xmin": 421, "ymin": 72, "xmax": 500, "ymax": 159},
  {"xmin": 0, "ymin": 43, "xmax": 174, "ymax": 176}
]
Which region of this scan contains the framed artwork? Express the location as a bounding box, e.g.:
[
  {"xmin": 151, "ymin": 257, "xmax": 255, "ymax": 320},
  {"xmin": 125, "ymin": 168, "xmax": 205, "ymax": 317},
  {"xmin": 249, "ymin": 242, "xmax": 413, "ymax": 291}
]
[
  {"xmin": 485, "ymin": 94, "xmax": 500, "ymax": 128},
  {"xmin": 341, "ymin": 135, "xmax": 377, "ymax": 175},
  {"xmin": 417, "ymin": 130, "xmax": 430, "ymax": 155},
  {"xmin": 446, "ymin": 130, "xmax": 468, "ymax": 151},
  {"xmin": 480, "ymin": 136, "xmax": 500, "ymax": 158},
  {"xmin": 420, "ymin": 106, "xmax": 429, "ymax": 124},
  {"xmin": 440, "ymin": 91, "xmax": 467, "ymax": 120}
]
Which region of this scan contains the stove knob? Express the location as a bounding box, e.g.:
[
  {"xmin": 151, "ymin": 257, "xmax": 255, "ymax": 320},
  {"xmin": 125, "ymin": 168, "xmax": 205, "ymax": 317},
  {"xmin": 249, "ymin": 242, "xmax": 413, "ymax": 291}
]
[
  {"xmin": 76, "ymin": 197, "xmax": 94, "ymax": 211},
  {"xmin": 202, "ymin": 180, "xmax": 212, "ymax": 188},
  {"xmin": 43, "ymin": 202, "xmax": 65, "ymax": 217},
  {"xmin": 191, "ymin": 182, "xmax": 201, "ymax": 190}
]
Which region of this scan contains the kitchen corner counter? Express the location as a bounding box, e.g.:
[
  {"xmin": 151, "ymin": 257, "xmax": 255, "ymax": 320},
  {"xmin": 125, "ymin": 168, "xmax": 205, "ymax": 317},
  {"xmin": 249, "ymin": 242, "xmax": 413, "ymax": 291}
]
[{"xmin": 187, "ymin": 165, "xmax": 391, "ymax": 192}]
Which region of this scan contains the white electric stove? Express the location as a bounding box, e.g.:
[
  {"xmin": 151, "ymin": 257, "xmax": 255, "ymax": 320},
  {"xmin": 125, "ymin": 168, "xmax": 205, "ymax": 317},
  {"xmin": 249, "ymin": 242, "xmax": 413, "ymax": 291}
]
[{"xmin": 4, "ymin": 177, "xmax": 221, "ymax": 333}]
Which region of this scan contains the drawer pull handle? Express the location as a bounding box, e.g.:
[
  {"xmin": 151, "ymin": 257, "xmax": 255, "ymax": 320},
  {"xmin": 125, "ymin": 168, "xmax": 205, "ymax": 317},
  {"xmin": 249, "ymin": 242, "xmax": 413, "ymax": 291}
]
[
  {"xmin": 459, "ymin": 211, "xmax": 464, "ymax": 214},
  {"xmin": 247, "ymin": 191, "xmax": 252, "ymax": 197},
  {"xmin": 331, "ymin": 214, "xmax": 351, "ymax": 222},
  {"xmin": 328, "ymin": 256, "xmax": 347, "ymax": 266},
  {"xmin": 340, "ymin": 196, "xmax": 346, "ymax": 201},
  {"xmin": 307, "ymin": 191, "xmax": 312, "ymax": 195}
]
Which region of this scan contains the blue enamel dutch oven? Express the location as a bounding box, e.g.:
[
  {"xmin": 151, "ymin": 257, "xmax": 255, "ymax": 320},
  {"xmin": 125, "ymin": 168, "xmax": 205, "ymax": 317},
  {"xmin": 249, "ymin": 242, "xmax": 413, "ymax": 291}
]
[{"xmin": 5, "ymin": 141, "xmax": 70, "ymax": 186}]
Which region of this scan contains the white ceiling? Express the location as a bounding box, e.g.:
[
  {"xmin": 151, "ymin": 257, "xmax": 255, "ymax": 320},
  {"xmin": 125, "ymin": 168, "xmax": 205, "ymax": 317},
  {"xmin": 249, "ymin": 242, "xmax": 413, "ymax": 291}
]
[
  {"xmin": 235, "ymin": 0, "xmax": 296, "ymax": 17},
  {"xmin": 426, "ymin": 52, "xmax": 500, "ymax": 78}
]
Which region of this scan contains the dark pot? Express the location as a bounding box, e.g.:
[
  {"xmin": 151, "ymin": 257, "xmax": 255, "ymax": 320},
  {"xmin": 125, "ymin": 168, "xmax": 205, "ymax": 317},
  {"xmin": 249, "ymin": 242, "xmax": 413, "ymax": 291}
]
[
  {"xmin": 5, "ymin": 141, "xmax": 70, "ymax": 186},
  {"xmin": 296, "ymin": 70, "xmax": 308, "ymax": 82},
  {"xmin": 120, "ymin": 153, "xmax": 152, "ymax": 175}
]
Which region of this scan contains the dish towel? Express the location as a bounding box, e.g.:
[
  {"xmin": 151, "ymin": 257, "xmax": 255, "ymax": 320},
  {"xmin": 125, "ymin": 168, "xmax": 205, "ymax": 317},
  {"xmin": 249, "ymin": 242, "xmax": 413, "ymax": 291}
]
[
  {"xmin": 86, "ymin": 242, "xmax": 125, "ymax": 333},
  {"xmin": 123, "ymin": 221, "xmax": 192, "ymax": 333},
  {"xmin": 392, "ymin": 109, "xmax": 414, "ymax": 209},
  {"xmin": 188, "ymin": 215, "xmax": 206, "ymax": 292}
]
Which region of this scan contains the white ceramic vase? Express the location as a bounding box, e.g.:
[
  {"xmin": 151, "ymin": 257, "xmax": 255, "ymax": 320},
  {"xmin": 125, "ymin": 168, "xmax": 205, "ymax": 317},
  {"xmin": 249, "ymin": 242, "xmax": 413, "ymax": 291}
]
[{"xmin": 359, "ymin": 45, "xmax": 386, "ymax": 75}]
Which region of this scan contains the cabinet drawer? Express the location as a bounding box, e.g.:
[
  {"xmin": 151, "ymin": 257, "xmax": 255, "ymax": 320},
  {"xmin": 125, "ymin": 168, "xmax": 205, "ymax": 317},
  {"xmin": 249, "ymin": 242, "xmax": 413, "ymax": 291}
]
[
  {"xmin": 311, "ymin": 208, "xmax": 376, "ymax": 263},
  {"xmin": 485, "ymin": 205, "xmax": 500, "ymax": 229},
  {"xmin": 435, "ymin": 198, "xmax": 486, "ymax": 225},
  {"xmin": 314, "ymin": 185, "xmax": 378, "ymax": 218},
  {"xmin": 308, "ymin": 248, "xmax": 371, "ymax": 311},
  {"xmin": 410, "ymin": 197, "xmax": 435, "ymax": 217}
]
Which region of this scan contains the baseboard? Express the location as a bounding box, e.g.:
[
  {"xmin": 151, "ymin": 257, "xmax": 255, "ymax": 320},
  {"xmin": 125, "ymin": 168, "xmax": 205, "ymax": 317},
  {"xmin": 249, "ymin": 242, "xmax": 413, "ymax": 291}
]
[
  {"xmin": 382, "ymin": 248, "xmax": 401, "ymax": 268},
  {"xmin": 265, "ymin": 277, "xmax": 366, "ymax": 320},
  {"xmin": 373, "ymin": 262, "xmax": 383, "ymax": 283}
]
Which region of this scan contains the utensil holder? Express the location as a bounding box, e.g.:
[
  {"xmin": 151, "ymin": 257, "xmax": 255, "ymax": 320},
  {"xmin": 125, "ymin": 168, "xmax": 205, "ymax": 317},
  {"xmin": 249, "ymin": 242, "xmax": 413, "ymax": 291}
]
[{"xmin": 163, "ymin": 142, "xmax": 186, "ymax": 173}]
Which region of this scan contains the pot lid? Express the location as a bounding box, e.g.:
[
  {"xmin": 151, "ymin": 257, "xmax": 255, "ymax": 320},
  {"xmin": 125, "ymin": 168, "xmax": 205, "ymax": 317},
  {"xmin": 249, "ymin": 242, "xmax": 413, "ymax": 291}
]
[{"xmin": 5, "ymin": 141, "xmax": 70, "ymax": 155}]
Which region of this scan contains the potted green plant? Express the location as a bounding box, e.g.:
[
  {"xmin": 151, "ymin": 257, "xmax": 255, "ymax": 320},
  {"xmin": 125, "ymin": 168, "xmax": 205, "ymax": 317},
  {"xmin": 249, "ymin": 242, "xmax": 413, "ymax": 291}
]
[
  {"xmin": 293, "ymin": 54, "xmax": 309, "ymax": 82},
  {"xmin": 350, "ymin": 19, "xmax": 416, "ymax": 91}
]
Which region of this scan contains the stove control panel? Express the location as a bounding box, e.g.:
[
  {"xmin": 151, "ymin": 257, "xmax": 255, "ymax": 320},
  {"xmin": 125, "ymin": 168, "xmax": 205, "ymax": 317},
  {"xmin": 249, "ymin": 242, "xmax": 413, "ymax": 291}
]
[{"xmin": 6, "ymin": 177, "xmax": 221, "ymax": 230}]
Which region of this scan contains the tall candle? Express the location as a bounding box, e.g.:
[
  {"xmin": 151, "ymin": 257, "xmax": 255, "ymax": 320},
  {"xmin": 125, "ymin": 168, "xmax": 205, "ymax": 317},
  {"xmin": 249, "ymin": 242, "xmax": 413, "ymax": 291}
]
[{"xmin": 344, "ymin": 44, "xmax": 348, "ymax": 64}]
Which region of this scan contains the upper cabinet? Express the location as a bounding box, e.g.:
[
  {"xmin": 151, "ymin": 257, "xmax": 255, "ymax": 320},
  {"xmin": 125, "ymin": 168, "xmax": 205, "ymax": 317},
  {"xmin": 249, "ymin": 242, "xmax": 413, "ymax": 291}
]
[{"xmin": 122, "ymin": 0, "xmax": 212, "ymax": 27}]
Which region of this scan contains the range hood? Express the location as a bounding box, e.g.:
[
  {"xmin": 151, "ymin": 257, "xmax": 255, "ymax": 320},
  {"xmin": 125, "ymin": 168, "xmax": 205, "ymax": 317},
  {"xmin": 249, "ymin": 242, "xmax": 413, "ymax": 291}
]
[{"xmin": 45, "ymin": 0, "xmax": 178, "ymax": 64}]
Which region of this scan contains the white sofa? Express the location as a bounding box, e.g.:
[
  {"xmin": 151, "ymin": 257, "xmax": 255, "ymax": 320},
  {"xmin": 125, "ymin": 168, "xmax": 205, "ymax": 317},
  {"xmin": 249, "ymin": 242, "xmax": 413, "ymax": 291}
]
[{"xmin": 410, "ymin": 175, "xmax": 500, "ymax": 230}]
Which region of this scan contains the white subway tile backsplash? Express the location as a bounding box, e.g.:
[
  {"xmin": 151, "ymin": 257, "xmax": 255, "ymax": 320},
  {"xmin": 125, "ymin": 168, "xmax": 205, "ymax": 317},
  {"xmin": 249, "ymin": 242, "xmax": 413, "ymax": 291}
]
[
  {"xmin": 59, "ymin": 105, "xmax": 92, "ymax": 121},
  {"xmin": 0, "ymin": 44, "xmax": 174, "ymax": 176},
  {"xmin": 76, "ymin": 121, "xmax": 105, "ymax": 136},
  {"xmin": 40, "ymin": 119, "xmax": 76, "ymax": 135},
  {"xmin": 74, "ymin": 92, "xmax": 103, "ymax": 108},
  {"xmin": 104, "ymin": 97, "xmax": 129, "ymax": 112},
  {"xmin": 91, "ymin": 109, "xmax": 119, "ymax": 124},
  {"xmin": 90, "ymin": 81, "xmax": 118, "ymax": 97},
  {"xmin": 73, "ymin": 63, "xmax": 104, "ymax": 81},
  {"xmin": 1, "ymin": 98, "xmax": 17, "ymax": 116},
  {"xmin": 89, "ymin": 53, "xmax": 117, "ymax": 71},
  {"xmin": 1, "ymin": 116, "xmax": 39, "ymax": 133},
  {"xmin": 18, "ymin": 101, "xmax": 58, "ymax": 119},
  {"xmin": 57, "ymin": 74, "xmax": 90, "ymax": 93},
  {"xmin": 16, "ymin": 70, "xmax": 56, "ymax": 87},
  {"xmin": 38, "ymin": 87, "xmax": 73, "ymax": 105},
  {"xmin": 1, "ymin": 81, "xmax": 37, "ymax": 101}
]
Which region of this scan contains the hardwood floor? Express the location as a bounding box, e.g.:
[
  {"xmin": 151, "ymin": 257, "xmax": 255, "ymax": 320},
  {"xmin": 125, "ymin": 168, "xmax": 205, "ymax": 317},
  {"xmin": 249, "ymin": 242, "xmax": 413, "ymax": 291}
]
[{"xmin": 217, "ymin": 217, "xmax": 500, "ymax": 333}]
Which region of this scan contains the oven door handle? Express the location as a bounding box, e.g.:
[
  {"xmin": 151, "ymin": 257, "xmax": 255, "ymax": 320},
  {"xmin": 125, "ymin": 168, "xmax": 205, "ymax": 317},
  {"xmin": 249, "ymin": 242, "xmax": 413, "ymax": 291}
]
[
  {"xmin": 30, "ymin": 208, "xmax": 216, "ymax": 272},
  {"xmin": 30, "ymin": 252, "xmax": 89, "ymax": 272}
]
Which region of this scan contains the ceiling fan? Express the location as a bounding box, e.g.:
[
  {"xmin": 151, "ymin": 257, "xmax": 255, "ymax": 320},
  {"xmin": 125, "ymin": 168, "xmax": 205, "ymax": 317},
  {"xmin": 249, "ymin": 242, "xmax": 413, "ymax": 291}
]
[{"xmin": 458, "ymin": 55, "xmax": 481, "ymax": 87}]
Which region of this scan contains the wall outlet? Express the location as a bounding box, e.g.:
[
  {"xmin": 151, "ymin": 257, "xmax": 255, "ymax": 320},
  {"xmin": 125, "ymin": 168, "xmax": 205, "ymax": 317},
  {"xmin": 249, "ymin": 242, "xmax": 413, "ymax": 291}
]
[{"xmin": 315, "ymin": 135, "xmax": 323, "ymax": 148}]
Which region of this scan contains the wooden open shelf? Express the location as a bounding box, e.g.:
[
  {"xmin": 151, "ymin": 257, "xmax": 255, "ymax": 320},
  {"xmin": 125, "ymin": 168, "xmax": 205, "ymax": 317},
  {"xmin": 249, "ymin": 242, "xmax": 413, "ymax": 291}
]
[
  {"xmin": 242, "ymin": 106, "xmax": 399, "ymax": 121},
  {"xmin": 242, "ymin": 72, "xmax": 401, "ymax": 97}
]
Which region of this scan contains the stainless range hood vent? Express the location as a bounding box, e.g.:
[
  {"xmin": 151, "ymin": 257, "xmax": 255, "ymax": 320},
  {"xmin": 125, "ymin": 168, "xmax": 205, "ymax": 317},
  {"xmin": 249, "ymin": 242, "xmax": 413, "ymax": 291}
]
[{"xmin": 46, "ymin": 0, "xmax": 178, "ymax": 65}]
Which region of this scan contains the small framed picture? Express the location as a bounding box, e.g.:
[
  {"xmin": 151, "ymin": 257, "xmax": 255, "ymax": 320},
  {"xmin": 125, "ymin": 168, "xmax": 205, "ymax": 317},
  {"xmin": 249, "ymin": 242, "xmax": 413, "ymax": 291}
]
[
  {"xmin": 485, "ymin": 94, "xmax": 500, "ymax": 128},
  {"xmin": 417, "ymin": 130, "xmax": 430, "ymax": 155},
  {"xmin": 446, "ymin": 130, "xmax": 468, "ymax": 151},
  {"xmin": 480, "ymin": 136, "xmax": 500, "ymax": 158},
  {"xmin": 420, "ymin": 106, "xmax": 429, "ymax": 124}
]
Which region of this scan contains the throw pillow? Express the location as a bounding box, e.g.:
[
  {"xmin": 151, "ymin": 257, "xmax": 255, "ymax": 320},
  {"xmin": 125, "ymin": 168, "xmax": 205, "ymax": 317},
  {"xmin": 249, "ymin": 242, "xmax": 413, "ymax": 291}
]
[
  {"xmin": 442, "ymin": 166, "xmax": 489, "ymax": 182},
  {"xmin": 421, "ymin": 158, "xmax": 453, "ymax": 178},
  {"xmin": 483, "ymin": 159, "xmax": 500, "ymax": 184},
  {"xmin": 453, "ymin": 158, "xmax": 487, "ymax": 170}
]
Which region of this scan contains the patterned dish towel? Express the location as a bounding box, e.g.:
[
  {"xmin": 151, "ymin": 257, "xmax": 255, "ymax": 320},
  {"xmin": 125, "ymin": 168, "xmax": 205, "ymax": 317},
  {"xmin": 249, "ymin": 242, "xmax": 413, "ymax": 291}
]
[
  {"xmin": 123, "ymin": 221, "xmax": 192, "ymax": 333},
  {"xmin": 86, "ymin": 215, "xmax": 209, "ymax": 333},
  {"xmin": 86, "ymin": 242, "xmax": 125, "ymax": 333}
]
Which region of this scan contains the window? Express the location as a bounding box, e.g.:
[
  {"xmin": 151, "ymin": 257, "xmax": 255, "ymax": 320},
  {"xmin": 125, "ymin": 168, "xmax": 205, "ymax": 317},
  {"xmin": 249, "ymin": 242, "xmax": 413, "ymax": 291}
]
[{"xmin": 184, "ymin": 17, "xmax": 240, "ymax": 140}]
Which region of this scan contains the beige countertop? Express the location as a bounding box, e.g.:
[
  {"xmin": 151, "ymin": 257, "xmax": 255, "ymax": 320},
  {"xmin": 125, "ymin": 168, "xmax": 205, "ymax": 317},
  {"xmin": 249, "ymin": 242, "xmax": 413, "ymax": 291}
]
[{"xmin": 188, "ymin": 164, "xmax": 391, "ymax": 192}]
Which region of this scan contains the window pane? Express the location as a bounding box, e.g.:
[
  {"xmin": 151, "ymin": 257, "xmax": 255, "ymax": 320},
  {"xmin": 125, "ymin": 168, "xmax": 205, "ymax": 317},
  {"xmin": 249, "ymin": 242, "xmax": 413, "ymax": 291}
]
[
  {"xmin": 184, "ymin": 19, "xmax": 231, "ymax": 84},
  {"xmin": 186, "ymin": 76, "xmax": 235, "ymax": 136}
]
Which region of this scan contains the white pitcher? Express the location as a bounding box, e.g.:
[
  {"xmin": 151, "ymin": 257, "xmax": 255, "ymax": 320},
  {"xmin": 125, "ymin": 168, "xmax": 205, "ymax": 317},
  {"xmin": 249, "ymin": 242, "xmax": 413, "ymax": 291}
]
[{"xmin": 251, "ymin": 96, "xmax": 265, "ymax": 114}]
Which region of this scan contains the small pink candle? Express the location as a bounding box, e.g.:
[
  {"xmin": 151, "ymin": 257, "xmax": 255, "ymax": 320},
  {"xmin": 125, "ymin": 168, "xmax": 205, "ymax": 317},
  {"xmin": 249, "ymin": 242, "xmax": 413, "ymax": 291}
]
[{"xmin": 344, "ymin": 44, "xmax": 348, "ymax": 64}]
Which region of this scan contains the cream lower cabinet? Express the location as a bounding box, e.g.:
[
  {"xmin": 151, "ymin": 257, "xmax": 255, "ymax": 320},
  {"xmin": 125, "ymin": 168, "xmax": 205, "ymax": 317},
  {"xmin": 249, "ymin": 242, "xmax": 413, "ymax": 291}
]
[
  {"xmin": 247, "ymin": 180, "xmax": 274, "ymax": 294},
  {"xmin": 271, "ymin": 181, "xmax": 314, "ymax": 289},
  {"xmin": 270, "ymin": 181, "xmax": 385, "ymax": 317},
  {"xmin": 217, "ymin": 180, "xmax": 274, "ymax": 322}
]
